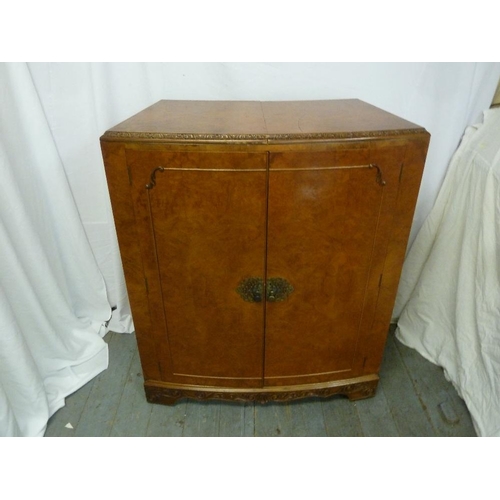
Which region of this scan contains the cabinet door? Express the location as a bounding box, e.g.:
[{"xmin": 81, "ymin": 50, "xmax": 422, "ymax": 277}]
[
  {"xmin": 264, "ymin": 144, "xmax": 405, "ymax": 386},
  {"xmin": 127, "ymin": 149, "xmax": 267, "ymax": 388}
]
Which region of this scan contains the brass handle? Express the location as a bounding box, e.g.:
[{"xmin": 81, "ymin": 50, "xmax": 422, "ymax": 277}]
[
  {"xmin": 146, "ymin": 166, "xmax": 165, "ymax": 190},
  {"xmin": 236, "ymin": 277, "xmax": 294, "ymax": 302}
]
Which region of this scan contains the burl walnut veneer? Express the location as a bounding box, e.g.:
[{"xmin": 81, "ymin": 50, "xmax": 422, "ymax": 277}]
[{"xmin": 100, "ymin": 100, "xmax": 430, "ymax": 405}]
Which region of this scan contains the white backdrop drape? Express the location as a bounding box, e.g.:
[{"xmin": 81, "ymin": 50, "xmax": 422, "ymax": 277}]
[
  {"xmin": 1, "ymin": 62, "xmax": 499, "ymax": 436},
  {"xmin": 0, "ymin": 64, "xmax": 111, "ymax": 437},
  {"xmin": 394, "ymin": 108, "xmax": 500, "ymax": 436}
]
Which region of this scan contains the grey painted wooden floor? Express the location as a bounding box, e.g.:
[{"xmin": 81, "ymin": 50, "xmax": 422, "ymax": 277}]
[{"xmin": 44, "ymin": 327, "xmax": 476, "ymax": 437}]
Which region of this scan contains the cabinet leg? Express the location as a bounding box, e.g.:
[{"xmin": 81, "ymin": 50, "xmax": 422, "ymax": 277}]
[
  {"xmin": 145, "ymin": 385, "xmax": 181, "ymax": 406},
  {"xmin": 346, "ymin": 379, "xmax": 378, "ymax": 401}
]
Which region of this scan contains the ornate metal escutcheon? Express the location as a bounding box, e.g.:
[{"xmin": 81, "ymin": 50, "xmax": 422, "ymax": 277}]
[
  {"xmin": 236, "ymin": 277, "xmax": 264, "ymax": 303},
  {"xmin": 266, "ymin": 277, "xmax": 294, "ymax": 302},
  {"xmin": 236, "ymin": 277, "xmax": 294, "ymax": 302}
]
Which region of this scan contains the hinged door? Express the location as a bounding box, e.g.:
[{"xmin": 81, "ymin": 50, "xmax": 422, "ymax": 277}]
[
  {"xmin": 264, "ymin": 143, "xmax": 406, "ymax": 386},
  {"xmin": 127, "ymin": 149, "xmax": 268, "ymax": 388}
]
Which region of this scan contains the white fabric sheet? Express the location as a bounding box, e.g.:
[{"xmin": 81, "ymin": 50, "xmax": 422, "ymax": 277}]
[
  {"xmin": 395, "ymin": 108, "xmax": 500, "ymax": 437},
  {"xmin": 0, "ymin": 64, "xmax": 111, "ymax": 436}
]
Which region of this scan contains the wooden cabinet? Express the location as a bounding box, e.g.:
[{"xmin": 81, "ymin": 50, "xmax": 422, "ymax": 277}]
[{"xmin": 100, "ymin": 99, "xmax": 430, "ymax": 404}]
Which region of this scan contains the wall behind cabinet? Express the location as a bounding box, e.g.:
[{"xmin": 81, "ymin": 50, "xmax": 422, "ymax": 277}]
[{"xmin": 20, "ymin": 62, "xmax": 500, "ymax": 333}]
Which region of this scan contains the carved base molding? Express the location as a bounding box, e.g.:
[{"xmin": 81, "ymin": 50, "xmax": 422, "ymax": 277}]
[{"xmin": 144, "ymin": 375, "xmax": 379, "ymax": 406}]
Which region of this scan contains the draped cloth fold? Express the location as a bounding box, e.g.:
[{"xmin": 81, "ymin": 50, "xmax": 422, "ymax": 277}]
[
  {"xmin": 395, "ymin": 108, "xmax": 500, "ymax": 437},
  {"xmin": 0, "ymin": 63, "xmax": 111, "ymax": 437}
]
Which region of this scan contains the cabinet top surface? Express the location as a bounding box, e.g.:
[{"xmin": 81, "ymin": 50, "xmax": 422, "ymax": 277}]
[{"xmin": 102, "ymin": 99, "xmax": 427, "ymax": 143}]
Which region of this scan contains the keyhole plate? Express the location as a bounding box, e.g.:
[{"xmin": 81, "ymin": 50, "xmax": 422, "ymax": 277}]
[{"xmin": 236, "ymin": 277, "xmax": 264, "ymax": 303}]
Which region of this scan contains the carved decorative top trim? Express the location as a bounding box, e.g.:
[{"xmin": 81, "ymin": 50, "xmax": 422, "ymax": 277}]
[
  {"xmin": 102, "ymin": 128, "xmax": 426, "ymax": 143},
  {"xmin": 103, "ymin": 131, "xmax": 268, "ymax": 142}
]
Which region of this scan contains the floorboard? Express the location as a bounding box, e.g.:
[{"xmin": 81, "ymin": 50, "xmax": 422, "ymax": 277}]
[
  {"xmin": 110, "ymin": 349, "xmax": 153, "ymax": 437},
  {"xmin": 146, "ymin": 400, "xmax": 187, "ymax": 437},
  {"xmin": 287, "ymin": 399, "xmax": 328, "ymax": 437},
  {"xmin": 182, "ymin": 401, "xmax": 220, "ymax": 437},
  {"xmin": 379, "ymin": 335, "xmax": 436, "ymax": 436},
  {"xmin": 321, "ymin": 397, "xmax": 364, "ymax": 437},
  {"xmin": 74, "ymin": 332, "xmax": 136, "ymax": 437},
  {"xmin": 254, "ymin": 402, "xmax": 294, "ymax": 437},
  {"xmin": 218, "ymin": 402, "xmax": 255, "ymax": 437},
  {"xmin": 394, "ymin": 336, "xmax": 476, "ymax": 437},
  {"xmin": 44, "ymin": 329, "xmax": 477, "ymax": 437},
  {"xmin": 355, "ymin": 384, "xmax": 399, "ymax": 437}
]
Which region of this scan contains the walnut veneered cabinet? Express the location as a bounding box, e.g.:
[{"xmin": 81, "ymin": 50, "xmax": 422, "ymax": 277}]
[{"xmin": 100, "ymin": 100, "xmax": 430, "ymax": 405}]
